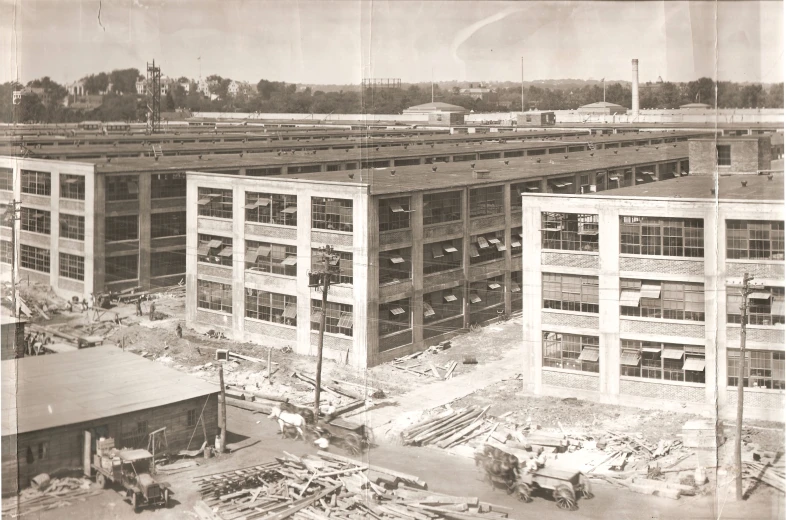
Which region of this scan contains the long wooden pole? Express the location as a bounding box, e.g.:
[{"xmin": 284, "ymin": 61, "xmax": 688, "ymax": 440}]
[
  {"xmin": 735, "ymin": 272, "xmax": 752, "ymax": 501},
  {"xmin": 219, "ymin": 364, "xmax": 227, "ymax": 453}
]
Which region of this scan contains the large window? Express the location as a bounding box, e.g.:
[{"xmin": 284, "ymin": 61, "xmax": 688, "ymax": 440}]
[
  {"xmin": 469, "ymin": 275, "xmax": 505, "ymax": 310},
  {"xmin": 59, "ymin": 253, "xmax": 84, "ymax": 281},
  {"xmin": 620, "ymin": 217, "xmax": 704, "ymax": 257},
  {"xmin": 20, "ymin": 207, "xmax": 50, "ymax": 235},
  {"xmin": 423, "ymin": 239, "xmax": 462, "ymax": 275},
  {"xmin": 620, "ymin": 340, "xmax": 705, "ymax": 383},
  {"xmin": 0, "ymin": 168, "xmax": 12, "ymax": 191},
  {"xmin": 151, "ymin": 211, "xmax": 186, "ymax": 238},
  {"xmin": 105, "ymin": 175, "xmax": 139, "ymax": 201},
  {"xmin": 311, "ymin": 300, "xmax": 353, "ymax": 336},
  {"xmin": 541, "ymin": 213, "xmax": 598, "ymax": 252},
  {"xmin": 716, "ymin": 145, "xmax": 731, "ymax": 166},
  {"xmin": 197, "ymin": 279, "xmax": 232, "ymax": 313},
  {"xmin": 542, "ymin": 332, "xmax": 599, "ymax": 373},
  {"xmin": 620, "ymin": 280, "xmax": 705, "ymax": 321},
  {"xmin": 423, "ymin": 287, "xmax": 463, "ymax": 325},
  {"xmin": 312, "ymin": 197, "xmax": 353, "ymax": 232},
  {"xmin": 20, "ymin": 245, "xmax": 49, "ymax": 272},
  {"xmin": 469, "ymin": 230, "xmax": 506, "ymax": 265},
  {"xmin": 197, "ymin": 188, "xmax": 233, "ymax": 219},
  {"xmin": 379, "ymin": 298, "xmax": 411, "ymax": 336},
  {"xmin": 197, "ymin": 234, "xmax": 232, "ymax": 266},
  {"xmin": 510, "ymin": 227, "xmax": 523, "ymax": 257},
  {"xmin": 59, "ymin": 214, "xmax": 84, "ymax": 241},
  {"xmin": 727, "ymin": 287, "xmax": 785, "ymax": 325},
  {"xmin": 21, "ymin": 170, "xmax": 50, "ymax": 196},
  {"xmin": 151, "ymin": 251, "xmax": 184, "ymax": 277},
  {"xmin": 60, "ymin": 175, "xmax": 85, "ymax": 200},
  {"xmin": 245, "ymin": 290, "xmax": 297, "ymax": 326},
  {"xmin": 726, "ymin": 221, "xmax": 784, "ymax": 260},
  {"xmin": 311, "ymin": 249, "xmax": 352, "ymax": 284},
  {"xmin": 105, "ymin": 215, "xmax": 138, "ymax": 241},
  {"xmin": 245, "ymin": 240, "xmax": 297, "ymax": 276},
  {"xmin": 728, "ymin": 350, "xmax": 785, "ymax": 390},
  {"xmin": 245, "ymin": 192, "xmax": 297, "ymax": 226},
  {"xmin": 106, "ymin": 255, "xmax": 138, "ymax": 282},
  {"xmin": 379, "ymin": 197, "xmax": 411, "ymax": 232},
  {"xmin": 423, "ymin": 190, "xmax": 461, "ymax": 225},
  {"xmin": 379, "ymin": 247, "xmax": 411, "ymax": 285},
  {"xmin": 469, "ymin": 185, "xmax": 504, "ymax": 218},
  {"xmin": 0, "ymin": 240, "xmax": 11, "ymax": 264},
  {"xmin": 151, "ymin": 172, "xmax": 186, "ymax": 199},
  {"xmin": 543, "ymin": 273, "xmax": 599, "ymax": 313},
  {"xmin": 511, "ymin": 182, "xmax": 541, "ymax": 209}
]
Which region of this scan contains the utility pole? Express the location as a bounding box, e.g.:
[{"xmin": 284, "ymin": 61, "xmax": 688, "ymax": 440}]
[
  {"xmin": 218, "ymin": 364, "xmax": 227, "ymax": 454},
  {"xmin": 734, "ymin": 272, "xmax": 755, "ymax": 501},
  {"xmin": 521, "ymin": 57, "xmax": 524, "ymax": 112},
  {"xmin": 309, "ymin": 246, "xmax": 341, "ymax": 421},
  {"xmin": 1, "ymin": 201, "xmax": 21, "ymax": 317}
]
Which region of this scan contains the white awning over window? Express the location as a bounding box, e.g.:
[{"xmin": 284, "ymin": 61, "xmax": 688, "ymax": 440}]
[
  {"xmin": 390, "ymin": 204, "xmax": 405, "ymax": 213},
  {"xmin": 469, "ymin": 244, "xmax": 480, "ymax": 258},
  {"xmin": 197, "ymin": 197, "xmax": 212, "ymax": 205},
  {"xmin": 470, "ymin": 293, "xmax": 482, "ymax": 304},
  {"xmin": 337, "ymin": 312, "xmax": 354, "ymax": 329},
  {"xmin": 443, "ymin": 293, "xmax": 458, "ymax": 302},
  {"xmin": 207, "ymin": 239, "xmax": 223, "ymax": 249},
  {"xmin": 390, "ymin": 256, "xmax": 405, "ymax": 264},
  {"xmin": 245, "ymin": 250, "xmax": 259, "ymax": 263},
  {"xmin": 620, "ymin": 350, "xmax": 641, "ymax": 366},
  {"xmin": 197, "ymin": 243, "xmax": 211, "ymax": 256},
  {"xmin": 218, "ymin": 247, "xmax": 233, "ymax": 257},
  {"xmin": 642, "ymin": 346, "xmax": 662, "ymax": 353},
  {"xmin": 488, "ymin": 283, "xmax": 501, "ymax": 290},
  {"xmin": 257, "ymin": 245, "xmax": 271, "ymax": 257},
  {"xmin": 281, "ymin": 256, "xmax": 298, "ymax": 266},
  {"xmin": 662, "ymin": 348, "xmax": 684, "ymax": 360},
  {"xmin": 620, "ymin": 290, "xmax": 641, "ymax": 307},
  {"xmin": 477, "ymin": 236, "xmax": 490, "ymax": 249},
  {"xmin": 281, "ymin": 206, "xmax": 298, "ymax": 214},
  {"xmin": 511, "ymin": 240, "xmax": 521, "ymax": 248},
  {"xmin": 443, "ymin": 243, "xmax": 458, "ymax": 253},
  {"xmin": 282, "ymin": 303, "xmax": 297, "ymax": 319},
  {"xmin": 487, "ymin": 237, "xmax": 500, "ymax": 245},
  {"xmin": 683, "ymin": 358, "xmax": 705, "ymax": 371},
  {"xmin": 640, "ymin": 283, "xmax": 662, "ymax": 299},
  {"xmin": 772, "ymin": 299, "xmax": 785, "ymax": 316},
  {"xmin": 389, "ymin": 306, "xmax": 405, "ymax": 316},
  {"xmin": 423, "ymin": 303, "xmax": 435, "ymax": 317},
  {"xmin": 511, "ymin": 283, "xmax": 521, "ymax": 293},
  {"xmin": 748, "ymin": 291, "xmax": 772, "ymax": 300},
  {"xmin": 577, "ymin": 347, "xmax": 599, "ymax": 362},
  {"xmin": 495, "ymin": 242, "xmax": 507, "ymax": 251}
]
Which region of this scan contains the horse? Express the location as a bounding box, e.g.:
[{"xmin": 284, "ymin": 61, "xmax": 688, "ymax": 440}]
[
  {"xmin": 269, "ymin": 406, "xmax": 306, "ymax": 440},
  {"xmin": 279, "ymin": 401, "xmax": 316, "ymax": 425}
]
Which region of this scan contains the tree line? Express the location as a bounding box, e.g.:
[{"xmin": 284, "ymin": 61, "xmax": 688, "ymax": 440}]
[{"xmin": 1, "ymin": 72, "xmax": 782, "ymax": 124}]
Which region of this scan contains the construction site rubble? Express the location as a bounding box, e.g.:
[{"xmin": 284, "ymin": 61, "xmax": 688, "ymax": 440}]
[
  {"xmin": 1, "ymin": 476, "xmax": 98, "ymax": 518},
  {"xmin": 193, "ymin": 450, "xmax": 513, "ymax": 520}
]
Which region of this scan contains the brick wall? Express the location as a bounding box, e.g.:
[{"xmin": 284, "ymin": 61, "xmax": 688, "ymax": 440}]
[
  {"xmin": 726, "ymin": 389, "xmax": 784, "ymax": 410},
  {"xmin": 8, "ymin": 394, "xmax": 218, "ymax": 491},
  {"xmin": 470, "ymin": 215, "xmax": 506, "ymax": 234},
  {"xmin": 620, "ymin": 257, "xmax": 704, "ymax": 276},
  {"xmin": 196, "ymin": 309, "xmax": 233, "ymax": 329},
  {"xmin": 244, "ymin": 223, "xmax": 297, "ymax": 241},
  {"xmin": 620, "ymin": 378, "xmax": 705, "ymax": 402},
  {"xmin": 620, "ymin": 319, "xmax": 705, "ymax": 338},
  {"xmin": 423, "ymin": 269, "xmax": 464, "ymax": 290},
  {"xmin": 58, "ymin": 277, "xmax": 84, "ymax": 293},
  {"xmin": 245, "ymin": 272, "xmax": 296, "ymax": 292},
  {"xmin": 726, "ymin": 262, "xmax": 784, "ymax": 280},
  {"xmin": 309, "ymin": 331, "xmax": 353, "ymax": 352},
  {"xmin": 311, "ymin": 231, "xmax": 352, "ymax": 247},
  {"xmin": 379, "ymin": 230, "xmax": 412, "ymax": 248},
  {"xmin": 198, "ymin": 264, "xmax": 233, "ymax": 280},
  {"xmin": 726, "ymin": 326, "xmax": 784, "ymax": 345},
  {"xmin": 541, "ymin": 252, "xmax": 599, "ymax": 269},
  {"xmin": 424, "ymin": 222, "xmax": 464, "ymax": 241},
  {"xmin": 542, "ymin": 311, "xmax": 599, "ymax": 330},
  {"xmin": 244, "ymin": 319, "xmax": 296, "ymax": 341},
  {"xmin": 379, "ymin": 330, "xmax": 413, "ymax": 352},
  {"xmin": 542, "ymin": 369, "xmax": 599, "ymax": 390}
]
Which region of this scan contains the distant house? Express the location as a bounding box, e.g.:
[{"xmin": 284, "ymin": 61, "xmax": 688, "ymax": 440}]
[
  {"xmin": 179, "ymin": 80, "xmax": 191, "ymax": 94},
  {"xmin": 577, "ymin": 101, "xmax": 628, "ymax": 115},
  {"xmin": 135, "ymin": 78, "xmax": 146, "ymax": 95},
  {"xmin": 459, "ymin": 86, "xmax": 497, "ymax": 103},
  {"xmin": 228, "ymin": 80, "xmax": 240, "ymax": 97},
  {"xmin": 67, "ymin": 80, "xmax": 85, "ymax": 97},
  {"xmin": 515, "ymin": 111, "xmax": 556, "ymax": 126}
]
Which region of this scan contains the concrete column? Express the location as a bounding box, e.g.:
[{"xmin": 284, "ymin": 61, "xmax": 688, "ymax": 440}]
[
  {"xmin": 138, "ymin": 173, "xmax": 152, "ymax": 289},
  {"xmin": 231, "ymin": 184, "xmax": 245, "ymax": 340},
  {"xmin": 705, "ymin": 205, "xmax": 721, "ymax": 409},
  {"xmin": 91, "ymin": 170, "xmax": 105, "ymax": 293},
  {"xmin": 49, "ymin": 169, "xmax": 60, "ymax": 290},
  {"xmin": 184, "ymin": 176, "xmax": 199, "ymax": 326},
  {"xmin": 411, "ymin": 193, "xmax": 424, "ymax": 344},
  {"xmin": 503, "ymin": 183, "xmax": 512, "ymax": 315},
  {"xmin": 598, "ymin": 208, "xmax": 621, "ymax": 402},
  {"xmin": 296, "ymin": 190, "xmax": 312, "ymax": 358},
  {"xmin": 520, "ymin": 205, "xmax": 541, "ymax": 393},
  {"xmin": 462, "ymin": 188, "xmax": 472, "ymax": 329},
  {"xmin": 353, "ymin": 188, "xmax": 371, "ymax": 368}
]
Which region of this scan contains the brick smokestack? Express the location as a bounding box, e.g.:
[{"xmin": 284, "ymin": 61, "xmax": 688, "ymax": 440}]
[{"xmin": 632, "ymin": 59, "xmax": 639, "ymax": 118}]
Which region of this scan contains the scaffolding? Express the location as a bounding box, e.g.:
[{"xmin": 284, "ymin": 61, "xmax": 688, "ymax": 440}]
[
  {"xmin": 146, "ymin": 60, "xmax": 162, "ymax": 134},
  {"xmin": 361, "ymin": 78, "xmax": 402, "ymax": 91}
]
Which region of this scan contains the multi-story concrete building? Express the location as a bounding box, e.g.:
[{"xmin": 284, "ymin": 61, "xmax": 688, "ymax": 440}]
[
  {"xmin": 520, "ymin": 139, "xmax": 783, "ymax": 421},
  {"xmin": 185, "ymin": 145, "xmax": 693, "ymax": 368}
]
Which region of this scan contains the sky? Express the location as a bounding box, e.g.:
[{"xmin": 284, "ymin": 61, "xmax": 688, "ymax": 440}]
[{"xmin": 0, "ymin": 0, "xmax": 783, "ymax": 86}]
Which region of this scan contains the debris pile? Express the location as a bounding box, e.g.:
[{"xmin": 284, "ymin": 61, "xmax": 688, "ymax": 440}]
[
  {"xmin": 1, "ymin": 476, "xmax": 98, "ymax": 518},
  {"xmin": 401, "ymin": 405, "xmax": 494, "ymax": 449},
  {"xmin": 743, "ymin": 460, "xmax": 785, "ymax": 493},
  {"xmin": 392, "ymin": 342, "xmax": 458, "ymax": 380},
  {"xmin": 193, "ymin": 450, "xmax": 512, "ymax": 520}
]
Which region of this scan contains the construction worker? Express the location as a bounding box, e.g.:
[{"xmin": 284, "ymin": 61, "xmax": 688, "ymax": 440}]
[
  {"xmin": 149, "ymin": 301, "xmax": 156, "ymax": 322},
  {"xmin": 535, "ymin": 447, "xmax": 547, "ymax": 469},
  {"xmin": 175, "ymin": 323, "xmax": 183, "ymax": 338},
  {"xmin": 135, "ymin": 299, "xmax": 142, "ymax": 317}
]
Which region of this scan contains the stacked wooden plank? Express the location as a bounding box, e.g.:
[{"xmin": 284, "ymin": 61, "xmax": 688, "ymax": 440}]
[
  {"xmin": 1, "ymin": 477, "xmax": 100, "ymax": 518},
  {"xmin": 743, "ymin": 461, "xmax": 785, "ymax": 493},
  {"xmin": 400, "ymin": 406, "xmax": 493, "ymax": 449},
  {"xmin": 193, "ymin": 451, "xmax": 509, "ymax": 520},
  {"xmin": 392, "ymin": 359, "xmax": 459, "ymax": 380}
]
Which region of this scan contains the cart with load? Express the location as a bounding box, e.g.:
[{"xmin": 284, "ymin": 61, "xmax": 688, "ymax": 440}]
[{"xmin": 515, "ymin": 467, "xmax": 593, "ymax": 511}]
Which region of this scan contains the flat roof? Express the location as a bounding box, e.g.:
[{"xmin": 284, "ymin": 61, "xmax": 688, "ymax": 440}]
[
  {"xmin": 1, "ymin": 346, "xmax": 218, "ymax": 437},
  {"xmin": 577, "ymin": 173, "xmax": 784, "ymax": 202},
  {"xmin": 190, "ymin": 145, "xmax": 690, "ymax": 196}
]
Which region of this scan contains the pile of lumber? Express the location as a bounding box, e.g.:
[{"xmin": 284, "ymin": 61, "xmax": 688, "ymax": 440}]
[
  {"xmin": 193, "ymin": 450, "xmax": 510, "ymax": 520},
  {"xmin": 401, "ymin": 406, "xmax": 493, "ymax": 449},
  {"xmin": 392, "ymin": 359, "xmax": 459, "ymax": 380},
  {"xmin": 743, "ymin": 461, "xmax": 785, "ymax": 493},
  {"xmin": 2, "ymin": 477, "xmax": 99, "ymax": 518}
]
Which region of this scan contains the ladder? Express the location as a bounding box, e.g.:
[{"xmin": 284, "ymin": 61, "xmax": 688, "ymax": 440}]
[{"xmin": 151, "ymin": 144, "xmax": 164, "ymax": 157}]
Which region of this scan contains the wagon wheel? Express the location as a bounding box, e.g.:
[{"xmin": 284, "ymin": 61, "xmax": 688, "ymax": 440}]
[
  {"xmin": 131, "ymin": 492, "xmax": 140, "ymax": 512},
  {"xmin": 96, "ymin": 473, "xmax": 108, "ymax": 489},
  {"xmin": 517, "ymin": 483, "xmax": 532, "ymax": 503},
  {"xmin": 581, "ymin": 479, "xmax": 595, "ymax": 499},
  {"xmin": 343, "ymin": 433, "xmax": 362, "ymax": 455},
  {"xmin": 163, "ymin": 488, "xmax": 170, "ymax": 508},
  {"xmin": 553, "ymin": 485, "xmax": 577, "ymax": 511}
]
